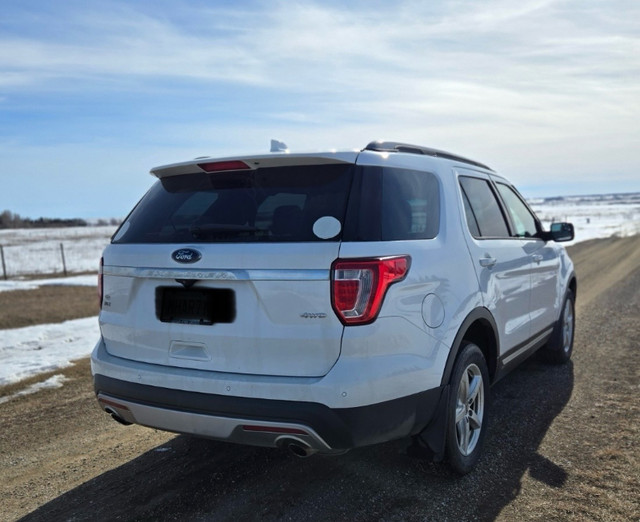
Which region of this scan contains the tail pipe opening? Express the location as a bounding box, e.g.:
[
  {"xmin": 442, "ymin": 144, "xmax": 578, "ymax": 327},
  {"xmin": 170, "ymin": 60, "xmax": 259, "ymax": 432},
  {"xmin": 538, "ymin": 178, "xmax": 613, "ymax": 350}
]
[
  {"xmin": 276, "ymin": 437, "xmax": 318, "ymax": 458},
  {"xmin": 104, "ymin": 407, "xmax": 133, "ymax": 426}
]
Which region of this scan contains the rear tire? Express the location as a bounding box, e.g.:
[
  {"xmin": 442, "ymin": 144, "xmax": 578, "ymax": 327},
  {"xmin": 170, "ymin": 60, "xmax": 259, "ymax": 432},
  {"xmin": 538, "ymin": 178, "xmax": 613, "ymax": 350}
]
[
  {"xmin": 444, "ymin": 342, "xmax": 490, "ymax": 475},
  {"xmin": 541, "ymin": 289, "xmax": 575, "ymax": 365}
]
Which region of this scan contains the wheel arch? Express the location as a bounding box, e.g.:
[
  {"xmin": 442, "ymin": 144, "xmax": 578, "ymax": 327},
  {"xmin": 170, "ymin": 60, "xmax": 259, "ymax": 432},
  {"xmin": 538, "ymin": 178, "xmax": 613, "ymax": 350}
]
[
  {"xmin": 441, "ymin": 307, "xmax": 499, "ymax": 386},
  {"xmin": 568, "ymin": 272, "xmax": 577, "ymax": 300}
]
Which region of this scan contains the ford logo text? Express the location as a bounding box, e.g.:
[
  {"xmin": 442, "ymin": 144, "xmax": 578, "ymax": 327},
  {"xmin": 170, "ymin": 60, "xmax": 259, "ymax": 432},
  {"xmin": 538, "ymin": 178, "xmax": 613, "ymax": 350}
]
[{"xmin": 171, "ymin": 248, "xmax": 202, "ymax": 264}]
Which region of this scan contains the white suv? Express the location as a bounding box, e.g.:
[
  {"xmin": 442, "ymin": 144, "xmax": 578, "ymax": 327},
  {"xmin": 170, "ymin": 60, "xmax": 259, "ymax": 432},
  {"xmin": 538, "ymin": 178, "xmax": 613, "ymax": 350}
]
[{"xmin": 91, "ymin": 141, "xmax": 576, "ymax": 474}]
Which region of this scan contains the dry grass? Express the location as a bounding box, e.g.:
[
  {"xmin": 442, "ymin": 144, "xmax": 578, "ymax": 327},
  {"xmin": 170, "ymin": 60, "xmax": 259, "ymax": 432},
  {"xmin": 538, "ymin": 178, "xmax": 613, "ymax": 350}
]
[{"xmin": 0, "ymin": 285, "xmax": 98, "ymax": 329}]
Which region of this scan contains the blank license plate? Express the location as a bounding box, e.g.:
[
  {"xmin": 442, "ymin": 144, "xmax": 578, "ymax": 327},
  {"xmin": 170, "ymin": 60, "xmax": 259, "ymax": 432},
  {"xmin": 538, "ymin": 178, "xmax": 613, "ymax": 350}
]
[
  {"xmin": 158, "ymin": 287, "xmax": 235, "ymax": 325},
  {"xmin": 160, "ymin": 288, "xmax": 216, "ymax": 325}
]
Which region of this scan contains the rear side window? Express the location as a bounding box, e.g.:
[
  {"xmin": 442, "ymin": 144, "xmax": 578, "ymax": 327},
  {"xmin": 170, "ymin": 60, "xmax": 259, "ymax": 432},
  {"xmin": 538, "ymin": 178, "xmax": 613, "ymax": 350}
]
[
  {"xmin": 113, "ymin": 164, "xmax": 354, "ymax": 243},
  {"xmin": 459, "ymin": 176, "xmax": 510, "ymax": 238},
  {"xmin": 344, "ymin": 167, "xmax": 440, "ymax": 241}
]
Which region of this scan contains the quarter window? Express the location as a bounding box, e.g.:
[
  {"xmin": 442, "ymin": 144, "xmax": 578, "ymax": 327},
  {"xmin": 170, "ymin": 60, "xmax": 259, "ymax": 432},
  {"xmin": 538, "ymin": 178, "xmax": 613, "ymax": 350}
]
[{"xmin": 344, "ymin": 167, "xmax": 440, "ymax": 241}]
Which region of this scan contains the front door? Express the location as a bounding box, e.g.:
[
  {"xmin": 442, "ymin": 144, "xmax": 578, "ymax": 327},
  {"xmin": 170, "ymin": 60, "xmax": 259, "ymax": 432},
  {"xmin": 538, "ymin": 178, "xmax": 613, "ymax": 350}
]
[{"xmin": 494, "ymin": 181, "xmax": 560, "ymax": 337}]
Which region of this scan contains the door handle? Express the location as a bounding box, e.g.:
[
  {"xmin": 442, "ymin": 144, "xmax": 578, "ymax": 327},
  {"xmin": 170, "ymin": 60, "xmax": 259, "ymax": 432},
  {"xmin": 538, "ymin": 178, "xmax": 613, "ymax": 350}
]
[
  {"xmin": 532, "ymin": 254, "xmax": 543, "ymax": 263},
  {"xmin": 479, "ymin": 256, "xmax": 497, "ymax": 268}
]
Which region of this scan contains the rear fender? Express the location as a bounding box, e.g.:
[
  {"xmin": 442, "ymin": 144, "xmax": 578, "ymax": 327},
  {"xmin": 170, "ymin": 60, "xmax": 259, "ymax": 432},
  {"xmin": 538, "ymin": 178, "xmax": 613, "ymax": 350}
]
[
  {"xmin": 414, "ymin": 308, "xmax": 497, "ymax": 460},
  {"xmin": 440, "ymin": 307, "xmax": 499, "ymax": 386}
]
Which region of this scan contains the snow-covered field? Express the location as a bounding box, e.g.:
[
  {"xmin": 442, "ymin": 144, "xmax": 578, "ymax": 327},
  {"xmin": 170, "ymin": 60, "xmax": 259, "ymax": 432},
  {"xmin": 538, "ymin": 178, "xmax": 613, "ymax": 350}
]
[
  {"xmin": 530, "ymin": 192, "xmax": 640, "ymax": 245},
  {"xmin": 0, "ymin": 192, "xmax": 638, "ymax": 396},
  {"xmin": 0, "ymin": 225, "xmax": 116, "ymax": 278},
  {"xmin": 0, "ymin": 274, "xmax": 97, "ymax": 293}
]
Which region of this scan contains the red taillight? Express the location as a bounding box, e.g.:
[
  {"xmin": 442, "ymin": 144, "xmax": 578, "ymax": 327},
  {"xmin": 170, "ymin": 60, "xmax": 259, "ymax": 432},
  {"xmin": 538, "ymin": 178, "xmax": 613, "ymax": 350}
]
[
  {"xmin": 98, "ymin": 257, "xmax": 104, "ymax": 310},
  {"xmin": 331, "ymin": 256, "xmax": 410, "ymax": 325},
  {"xmin": 197, "ymin": 160, "xmax": 251, "ymax": 172}
]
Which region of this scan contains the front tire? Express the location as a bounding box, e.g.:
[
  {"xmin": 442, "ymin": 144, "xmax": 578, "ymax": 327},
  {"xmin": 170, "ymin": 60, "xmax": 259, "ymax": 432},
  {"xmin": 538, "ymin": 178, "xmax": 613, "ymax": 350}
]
[
  {"xmin": 541, "ymin": 289, "xmax": 575, "ymax": 365},
  {"xmin": 445, "ymin": 342, "xmax": 490, "ymax": 475}
]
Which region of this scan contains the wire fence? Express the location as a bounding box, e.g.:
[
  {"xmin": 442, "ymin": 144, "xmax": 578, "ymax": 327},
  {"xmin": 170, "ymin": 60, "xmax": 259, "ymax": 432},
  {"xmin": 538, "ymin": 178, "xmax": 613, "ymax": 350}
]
[
  {"xmin": 0, "ymin": 227, "xmax": 114, "ymax": 279},
  {"xmin": 0, "ymin": 241, "xmax": 107, "ymax": 279}
]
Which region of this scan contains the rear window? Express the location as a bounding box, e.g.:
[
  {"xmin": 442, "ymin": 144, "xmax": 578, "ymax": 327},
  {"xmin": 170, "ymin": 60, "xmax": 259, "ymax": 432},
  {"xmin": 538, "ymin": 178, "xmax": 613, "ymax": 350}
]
[
  {"xmin": 113, "ymin": 164, "xmax": 354, "ymax": 243},
  {"xmin": 112, "ymin": 163, "xmax": 440, "ymax": 244}
]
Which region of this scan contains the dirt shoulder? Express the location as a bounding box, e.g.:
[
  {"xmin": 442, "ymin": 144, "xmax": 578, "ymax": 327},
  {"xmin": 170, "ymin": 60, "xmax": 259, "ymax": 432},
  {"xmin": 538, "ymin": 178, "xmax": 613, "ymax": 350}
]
[
  {"xmin": 0, "ymin": 285, "xmax": 97, "ymax": 329},
  {"xmin": 1, "ymin": 236, "xmax": 639, "ymax": 521}
]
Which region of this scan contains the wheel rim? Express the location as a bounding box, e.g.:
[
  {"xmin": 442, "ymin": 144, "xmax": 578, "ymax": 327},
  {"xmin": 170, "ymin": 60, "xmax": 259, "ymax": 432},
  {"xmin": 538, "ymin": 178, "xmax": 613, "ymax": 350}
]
[
  {"xmin": 562, "ymin": 299, "xmax": 574, "ymax": 354},
  {"xmin": 455, "ymin": 363, "xmax": 484, "ymax": 456}
]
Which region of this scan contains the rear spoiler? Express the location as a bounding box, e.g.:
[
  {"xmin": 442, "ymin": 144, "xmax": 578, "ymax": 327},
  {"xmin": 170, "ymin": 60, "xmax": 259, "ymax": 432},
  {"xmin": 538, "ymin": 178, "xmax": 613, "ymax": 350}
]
[{"xmin": 151, "ymin": 152, "xmax": 359, "ymax": 178}]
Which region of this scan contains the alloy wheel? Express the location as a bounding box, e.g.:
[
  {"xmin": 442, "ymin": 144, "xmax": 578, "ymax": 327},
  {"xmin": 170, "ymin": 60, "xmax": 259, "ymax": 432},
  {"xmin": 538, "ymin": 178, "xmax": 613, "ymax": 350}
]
[{"xmin": 455, "ymin": 363, "xmax": 485, "ymax": 456}]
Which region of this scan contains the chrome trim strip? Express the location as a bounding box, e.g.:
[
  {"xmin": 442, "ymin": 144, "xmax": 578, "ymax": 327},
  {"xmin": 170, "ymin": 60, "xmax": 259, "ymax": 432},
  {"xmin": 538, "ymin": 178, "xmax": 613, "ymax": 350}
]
[
  {"xmin": 103, "ymin": 266, "xmax": 329, "ymax": 281},
  {"xmin": 246, "ymin": 269, "xmax": 328, "ymax": 281},
  {"xmin": 502, "ymin": 327, "xmax": 553, "ymax": 365}
]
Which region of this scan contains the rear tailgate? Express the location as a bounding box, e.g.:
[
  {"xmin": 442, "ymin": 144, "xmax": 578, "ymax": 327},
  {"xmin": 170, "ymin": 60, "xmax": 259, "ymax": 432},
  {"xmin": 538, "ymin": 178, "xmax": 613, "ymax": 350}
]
[{"xmin": 100, "ymin": 243, "xmax": 342, "ymax": 377}]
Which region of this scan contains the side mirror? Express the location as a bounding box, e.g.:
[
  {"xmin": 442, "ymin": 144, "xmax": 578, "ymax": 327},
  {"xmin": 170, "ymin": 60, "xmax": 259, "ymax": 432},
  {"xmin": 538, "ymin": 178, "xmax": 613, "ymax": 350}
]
[{"xmin": 549, "ymin": 222, "xmax": 574, "ymax": 242}]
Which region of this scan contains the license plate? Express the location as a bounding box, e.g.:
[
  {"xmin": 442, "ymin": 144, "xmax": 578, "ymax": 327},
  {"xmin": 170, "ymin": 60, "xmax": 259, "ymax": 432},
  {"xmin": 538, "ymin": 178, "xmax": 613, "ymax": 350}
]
[{"xmin": 160, "ymin": 288, "xmax": 216, "ymax": 325}]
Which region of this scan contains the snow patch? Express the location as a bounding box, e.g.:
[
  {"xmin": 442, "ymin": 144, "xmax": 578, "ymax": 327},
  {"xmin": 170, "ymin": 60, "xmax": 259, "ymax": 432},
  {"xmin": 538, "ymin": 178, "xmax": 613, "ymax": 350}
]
[
  {"xmin": 0, "ymin": 374, "xmax": 69, "ymax": 404},
  {"xmin": 0, "ymin": 317, "xmax": 99, "ymax": 386}
]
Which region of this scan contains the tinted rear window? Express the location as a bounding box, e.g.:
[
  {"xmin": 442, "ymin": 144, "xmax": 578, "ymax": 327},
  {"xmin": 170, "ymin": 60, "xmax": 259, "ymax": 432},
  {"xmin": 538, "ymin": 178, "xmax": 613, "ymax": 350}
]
[
  {"xmin": 113, "ymin": 163, "xmax": 440, "ymax": 244},
  {"xmin": 113, "ymin": 164, "xmax": 354, "ymax": 243}
]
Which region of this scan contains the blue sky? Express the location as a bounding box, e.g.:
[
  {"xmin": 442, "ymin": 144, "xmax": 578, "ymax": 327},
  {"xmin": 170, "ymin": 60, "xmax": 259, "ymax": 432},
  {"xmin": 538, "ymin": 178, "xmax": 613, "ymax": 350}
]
[{"xmin": 1, "ymin": 0, "xmax": 639, "ymax": 218}]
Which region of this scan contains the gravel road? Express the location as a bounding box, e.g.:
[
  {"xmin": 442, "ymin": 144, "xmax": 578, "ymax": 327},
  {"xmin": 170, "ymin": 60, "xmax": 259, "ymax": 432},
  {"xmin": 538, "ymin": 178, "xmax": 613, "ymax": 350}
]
[{"xmin": 2, "ymin": 236, "xmax": 639, "ymax": 521}]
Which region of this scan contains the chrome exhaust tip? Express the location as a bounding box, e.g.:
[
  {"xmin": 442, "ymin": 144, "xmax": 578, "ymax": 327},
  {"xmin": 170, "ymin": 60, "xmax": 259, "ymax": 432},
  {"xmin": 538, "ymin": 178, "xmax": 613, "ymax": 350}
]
[
  {"xmin": 104, "ymin": 407, "xmax": 133, "ymax": 426},
  {"xmin": 276, "ymin": 437, "xmax": 318, "ymax": 458}
]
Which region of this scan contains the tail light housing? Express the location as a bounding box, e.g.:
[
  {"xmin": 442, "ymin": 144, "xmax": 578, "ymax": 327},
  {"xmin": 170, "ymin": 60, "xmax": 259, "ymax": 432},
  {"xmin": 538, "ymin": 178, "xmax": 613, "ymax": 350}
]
[
  {"xmin": 98, "ymin": 257, "xmax": 104, "ymax": 310},
  {"xmin": 331, "ymin": 256, "xmax": 410, "ymax": 325}
]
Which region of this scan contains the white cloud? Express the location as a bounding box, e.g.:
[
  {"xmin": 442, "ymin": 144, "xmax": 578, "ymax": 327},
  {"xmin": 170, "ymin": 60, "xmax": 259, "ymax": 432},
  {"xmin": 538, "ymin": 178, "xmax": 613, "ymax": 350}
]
[{"xmin": 0, "ymin": 0, "xmax": 638, "ymax": 208}]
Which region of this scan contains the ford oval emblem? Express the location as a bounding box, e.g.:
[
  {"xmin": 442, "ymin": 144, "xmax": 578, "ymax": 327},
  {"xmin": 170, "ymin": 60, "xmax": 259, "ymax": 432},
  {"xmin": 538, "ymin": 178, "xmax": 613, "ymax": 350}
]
[{"xmin": 171, "ymin": 248, "xmax": 202, "ymax": 264}]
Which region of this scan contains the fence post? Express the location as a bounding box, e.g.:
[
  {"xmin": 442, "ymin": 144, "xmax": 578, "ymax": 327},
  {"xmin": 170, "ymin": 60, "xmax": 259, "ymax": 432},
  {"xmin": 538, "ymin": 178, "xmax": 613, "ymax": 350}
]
[
  {"xmin": 0, "ymin": 245, "xmax": 6, "ymax": 280},
  {"xmin": 60, "ymin": 243, "xmax": 68, "ymax": 277}
]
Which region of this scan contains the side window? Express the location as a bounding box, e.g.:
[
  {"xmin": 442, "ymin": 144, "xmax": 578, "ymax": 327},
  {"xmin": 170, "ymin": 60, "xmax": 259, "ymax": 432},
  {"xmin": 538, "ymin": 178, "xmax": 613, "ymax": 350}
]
[
  {"xmin": 459, "ymin": 176, "xmax": 510, "ymax": 238},
  {"xmin": 496, "ymin": 183, "xmax": 539, "ymax": 238}
]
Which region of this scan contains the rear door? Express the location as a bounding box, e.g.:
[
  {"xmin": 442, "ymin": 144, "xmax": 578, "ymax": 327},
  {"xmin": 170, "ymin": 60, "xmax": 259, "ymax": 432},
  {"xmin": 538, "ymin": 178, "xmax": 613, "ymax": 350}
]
[{"xmin": 100, "ymin": 159, "xmax": 356, "ymax": 378}]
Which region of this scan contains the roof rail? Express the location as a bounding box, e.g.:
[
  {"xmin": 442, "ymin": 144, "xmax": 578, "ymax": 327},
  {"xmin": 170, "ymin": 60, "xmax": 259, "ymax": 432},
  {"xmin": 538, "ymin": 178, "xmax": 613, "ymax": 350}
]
[{"xmin": 363, "ymin": 140, "xmax": 493, "ymax": 171}]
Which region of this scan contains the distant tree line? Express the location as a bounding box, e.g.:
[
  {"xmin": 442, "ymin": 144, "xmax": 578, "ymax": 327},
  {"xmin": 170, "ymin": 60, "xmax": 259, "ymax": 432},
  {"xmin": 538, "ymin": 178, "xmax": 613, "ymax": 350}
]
[{"xmin": 0, "ymin": 209, "xmax": 118, "ymax": 229}]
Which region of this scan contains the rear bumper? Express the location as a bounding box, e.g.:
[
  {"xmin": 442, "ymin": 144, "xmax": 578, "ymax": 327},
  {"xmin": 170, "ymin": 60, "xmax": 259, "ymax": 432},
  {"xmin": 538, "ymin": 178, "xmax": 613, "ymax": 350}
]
[
  {"xmin": 94, "ymin": 373, "xmax": 443, "ymax": 451},
  {"xmin": 91, "ymin": 330, "xmax": 447, "ymax": 451}
]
